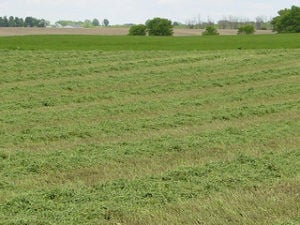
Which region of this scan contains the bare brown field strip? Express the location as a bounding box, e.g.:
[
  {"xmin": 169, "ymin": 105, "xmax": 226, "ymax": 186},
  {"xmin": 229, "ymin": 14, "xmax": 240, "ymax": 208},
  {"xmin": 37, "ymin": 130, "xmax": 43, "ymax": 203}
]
[{"xmin": 0, "ymin": 27, "xmax": 275, "ymax": 37}]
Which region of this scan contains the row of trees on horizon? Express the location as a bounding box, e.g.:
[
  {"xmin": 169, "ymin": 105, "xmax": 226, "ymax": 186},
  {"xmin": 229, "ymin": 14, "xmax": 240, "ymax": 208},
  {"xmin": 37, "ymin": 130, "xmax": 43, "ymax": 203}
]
[
  {"xmin": 184, "ymin": 16, "xmax": 272, "ymax": 30},
  {"xmin": 0, "ymin": 16, "xmax": 272, "ymax": 30},
  {"xmin": 0, "ymin": 16, "xmax": 49, "ymax": 27},
  {"xmin": 55, "ymin": 19, "xmax": 109, "ymax": 28},
  {"xmin": 0, "ymin": 16, "xmax": 109, "ymax": 28},
  {"xmin": 0, "ymin": 15, "xmax": 272, "ymax": 30},
  {"xmin": 129, "ymin": 6, "xmax": 300, "ymax": 36},
  {"xmin": 0, "ymin": 5, "xmax": 299, "ymax": 32},
  {"xmin": 129, "ymin": 18, "xmax": 257, "ymax": 36}
]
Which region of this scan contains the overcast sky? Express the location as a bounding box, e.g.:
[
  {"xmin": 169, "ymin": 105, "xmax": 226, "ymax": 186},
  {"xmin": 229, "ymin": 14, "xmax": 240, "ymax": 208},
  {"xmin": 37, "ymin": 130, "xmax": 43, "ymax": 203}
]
[{"xmin": 0, "ymin": 0, "xmax": 299, "ymax": 24}]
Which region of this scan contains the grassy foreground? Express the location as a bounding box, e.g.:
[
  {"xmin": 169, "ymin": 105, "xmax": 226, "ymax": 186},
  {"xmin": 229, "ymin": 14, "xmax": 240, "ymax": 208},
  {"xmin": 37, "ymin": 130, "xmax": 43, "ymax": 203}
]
[{"xmin": 0, "ymin": 35, "xmax": 299, "ymax": 224}]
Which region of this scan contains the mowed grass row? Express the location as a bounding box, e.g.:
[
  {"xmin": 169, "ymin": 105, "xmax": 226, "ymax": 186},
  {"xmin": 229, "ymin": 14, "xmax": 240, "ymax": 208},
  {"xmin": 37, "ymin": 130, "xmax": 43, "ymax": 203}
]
[{"xmin": 0, "ymin": 47, "xmax": 300, "ymax": 224}]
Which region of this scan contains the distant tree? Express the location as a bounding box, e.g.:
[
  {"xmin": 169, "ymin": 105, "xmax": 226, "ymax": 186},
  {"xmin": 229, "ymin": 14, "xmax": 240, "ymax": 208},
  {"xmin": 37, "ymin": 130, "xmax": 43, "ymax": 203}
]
[
  {"xmin": 202, "ymin": 26, "xmax": 219, "ymax": 35},
  {"xmin": 92, "ymin": 18, "xmax": 100, "ymax": 26},
  {"xmin": 56, "ymin": 20, "xmax": 83, "ymax": 27},
  {"xmin": 173, "ymin": 21, "xmax": 180, "ymax": 26},
  {"xmin": 0, "ymin": 17, "xmax": 6, "ymax": 27},
  {"xmin": 14, "ymin": 17, "xmax": 24, "ymax": 27},
  {"xmin": 218, "ymin": 20, "xmax": 226, "ymax": 29},
  {"xmin": 8, "ymin": 16, "xmax": 16, "ymax": 27},
  {"xmin": 3, "ymin": 16, "xmax": 9, "ymax": 27},
  {"xmin": 255, "ymin": 16, "xmax": 265, "ymax": 30},
  {"xmin": 128, "ymin": 24, "xmax": 147, "ymax": 36},
  {"xmin": 24, "ymin": 17, "xmax": 34, "ymax": 27},
  {"xmin": 228, "ymin": 16, "xmax": 239, "ymax": 29},
  {"xmin": 56, "ymin": 20, "xmax": 70, "ymax": 26},
  {"xmin": 238, "ymin": 25, "xmax": 255, "ymax": 34},
  {"xmin": 103, "ymin": 19, "xmax": 109, "ymax": 27},
  {"xmin": 38, "ymin": 19, "xmax": 47, "ymax": 27},
  {"xmin": 271, "ymin": 5, "xmax": 300, "ymax": 33},
  {"xmin": 0, "ymin": 16, "xmax": 46, "ymax": 27},
  {"xmin": 146, "ymin": 17, "xmax": 173, "ymax": 36},
  {"xmin": 186, "ymin": 18, "xmax": 196, "ymax": 29},
  {"xmin": 83, "ymin": 19, "xmax": 93, "ymax": 28},
  {"xmin": 24, "ymin": 17, "xmax": 45, "ymax": 27},
  {"xmin": 186, "ymin": 15, "xmax": 211, "ymax": 29}
]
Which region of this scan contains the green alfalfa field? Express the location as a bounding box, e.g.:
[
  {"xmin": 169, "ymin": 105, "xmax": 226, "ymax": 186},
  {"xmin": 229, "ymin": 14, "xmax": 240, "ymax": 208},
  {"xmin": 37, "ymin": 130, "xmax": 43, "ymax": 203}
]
[{"xmin": 0, "ymin": 34, "xmax": 299, "ymax": 225}]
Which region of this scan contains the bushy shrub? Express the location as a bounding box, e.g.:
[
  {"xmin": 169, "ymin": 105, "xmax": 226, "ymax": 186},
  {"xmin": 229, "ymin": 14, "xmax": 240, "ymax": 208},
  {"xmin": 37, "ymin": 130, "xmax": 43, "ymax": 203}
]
[
  {"xmin": 271, "ymin": 5, "xmax": 300, "ymax": 33},
  {"xmin": 238, "ymin": 25, "xmax": 255, "ymax": 35},
  {"xmin": 146, "ymin": 18, "xmax": 173, "ymax": 36},
  {"xmin": 128, "ymin": 24, "xmax": 147, "ymax": 36},
  {"xmin": 202, "ymin": 26, "xmax": 220, "ymax": 35}
]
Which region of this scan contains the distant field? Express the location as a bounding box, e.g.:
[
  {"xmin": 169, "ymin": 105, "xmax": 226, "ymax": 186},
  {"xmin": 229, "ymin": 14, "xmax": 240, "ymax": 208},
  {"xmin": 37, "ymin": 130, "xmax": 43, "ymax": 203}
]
[
  {"xmin": 0, "ymin": 27, "xmax": 275, "ymax": 37},
  {"xmin": 0, "ymin": 35, "xmax": 299, "ymax": 224},
  {"xmin": 0, "ymin": 33, "xmax": 299, "ymax": 51}
]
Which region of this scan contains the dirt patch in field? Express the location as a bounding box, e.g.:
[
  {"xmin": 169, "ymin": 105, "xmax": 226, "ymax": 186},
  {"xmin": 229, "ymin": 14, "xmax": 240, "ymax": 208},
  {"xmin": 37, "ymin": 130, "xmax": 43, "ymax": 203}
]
[
  {"xmin": 0, "ymin": 27, "xmax": 129, "ymax": 36},
  {"xmin": 0, "ymin": 27, "xmax": 275, "ymax": 37},
  {"xmin": 175, "ymin": 28, "xmax": 275, "ymax": 36}
]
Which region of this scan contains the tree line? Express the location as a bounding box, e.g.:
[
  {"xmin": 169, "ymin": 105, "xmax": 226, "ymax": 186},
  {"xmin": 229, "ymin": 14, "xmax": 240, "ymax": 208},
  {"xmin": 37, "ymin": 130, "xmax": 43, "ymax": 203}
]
[
  {"xmin": 0, "ymin": 17, "xmax": 108, "ymax": 28},
  {"xmin": 184, "ymin": 16, "xmax": 272, "ymax": 30},
  {"xmin": 182, "ymin": 5, "xmax": 299, "ymax": 32},
  {"xmin": 129, "ymin": 5, "xmax": 299, "ymax": 36},
  {"xmin": 55, "ymin": 19, "xmax": 109, "ymax": 28},
  {"xmin": 129, "ymin": 18, "xmax": 256, "ymax": 36},
  {"xmin": 1, "ymin": 5, "xmax": 298, "ymax": 33},
  {"xmin": 0, "ymin": 16, "xmax": 49, "ymax": 27}
]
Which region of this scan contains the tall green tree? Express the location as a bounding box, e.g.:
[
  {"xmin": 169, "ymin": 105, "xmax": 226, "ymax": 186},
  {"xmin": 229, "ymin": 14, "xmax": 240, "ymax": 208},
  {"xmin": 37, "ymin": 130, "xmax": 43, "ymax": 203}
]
[
  {"xmin": 146, "ymin": 17, "xmax": 173, "ymax": 36},
  {"xmin": 0, "ymin": 16, "xmax": 46, "ymax": 27},
  {"xmin": 271, "ymin": 5, "xmax": 300, "ymax": 33},
  {"xmin": 3, "ymin": 16, "xmax": 9, "ymax": 27},
  {"xmin": 24, "ymin": 17, "xmax": 35, "ymax": 27},
  {"xmin": 0, "ymin": 17, "xmax": 4, "ymax": 27},
  {"xmin": 38, "ymin": 19, "xmax": 48, "ymax": 27},
  {"xmin": 15, "ymin": 17, "xmax": 24, "ymax": 27},
  {"xmin": 92, "ymin": 18, "xmax": 100, "ymax": 26},
  {"xmin": 103, "ymin": 19, "xmax": 109, "ymax": 27},
  {"xmin": 8, "ymin": 16, "xmax": 16, "ymax": 27}
]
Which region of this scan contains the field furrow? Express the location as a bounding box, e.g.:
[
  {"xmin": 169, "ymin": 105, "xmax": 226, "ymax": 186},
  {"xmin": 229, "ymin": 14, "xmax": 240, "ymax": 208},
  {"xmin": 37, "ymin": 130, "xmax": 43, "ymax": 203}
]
[{"xmin": 0, "ymin": 37, "xmax": 299, "ymax": 224}]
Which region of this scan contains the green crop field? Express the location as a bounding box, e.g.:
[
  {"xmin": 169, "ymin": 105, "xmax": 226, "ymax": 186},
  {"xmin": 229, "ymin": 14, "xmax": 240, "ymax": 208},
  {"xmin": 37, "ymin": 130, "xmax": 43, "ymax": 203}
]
[
  {"xmin": 0, "ymin": 34, "xmax": 300, "ymax": 51},
  {"xmin": 0, "ymin": 34, "xmax": 299, "ymax": 225}
]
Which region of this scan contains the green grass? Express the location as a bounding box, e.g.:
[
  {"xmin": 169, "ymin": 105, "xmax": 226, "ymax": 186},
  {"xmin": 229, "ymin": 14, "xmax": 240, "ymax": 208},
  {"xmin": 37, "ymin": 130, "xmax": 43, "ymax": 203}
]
[
  {"xmin": 0, "ymin": 33, "xmax": 299, "ymax": 51},
  {"xmin": 0, "ymin": 35, "xmax": 299, "ymax": 224}
]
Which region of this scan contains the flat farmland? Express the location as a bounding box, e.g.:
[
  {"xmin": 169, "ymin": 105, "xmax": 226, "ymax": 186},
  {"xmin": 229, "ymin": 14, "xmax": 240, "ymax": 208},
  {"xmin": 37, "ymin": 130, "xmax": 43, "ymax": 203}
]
[
  {"xmin": 0, "ymin": 27, "xmax": 275, "ymax": 37},
  {"xmin": 0, "ymin": 35, "xmax": 299, "ymax": 224}
]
